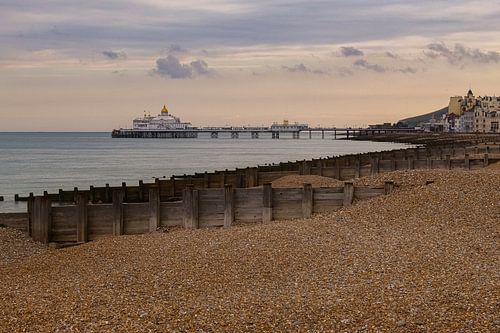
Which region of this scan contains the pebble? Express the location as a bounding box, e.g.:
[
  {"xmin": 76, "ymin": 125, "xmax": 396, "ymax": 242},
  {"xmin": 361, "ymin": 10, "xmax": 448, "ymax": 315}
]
[{"xmin": 0, "ymin": 166, "xmax": 498, "ymax": 332}]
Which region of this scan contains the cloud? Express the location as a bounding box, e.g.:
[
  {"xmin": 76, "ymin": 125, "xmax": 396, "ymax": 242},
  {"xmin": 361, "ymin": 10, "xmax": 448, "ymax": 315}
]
[
  {"xmin": 353, "ymin": 59, "xmax": 386, "ymax": 73},
  {"xmin": 425, "ymin": 43, "xmax": 500, "ymax": 64},
  {"xmin": 337, "ymin": 67, "xmax": 354, "ymax": 77},
  {"xmin": 166, "ymin": 44, "xmax": 187, "ymax": 54},
  {"xmin": 190, "ymin": 59, "xmax": 215, "ymax": 76},
  {"xmin": 282, "ymin": 63, "xmax": 326, "ymax": 75},
  {"xmin": 385, "ymin": 51, "xmax": 398, "ymax": 59},
  {"xmin": 397, "ymin": 66, "xmax": 418, "ymax": 74},
  {"xmin": 340, "ymin": 46, "xmax": 364, "ymax": 57},
  {"xmin": 102, "ymin": 50, "xmax": 127, "ymax": 60},
  {"xmin": 153, "ymin": 55, "xmax": 215, "ymax": 79}
]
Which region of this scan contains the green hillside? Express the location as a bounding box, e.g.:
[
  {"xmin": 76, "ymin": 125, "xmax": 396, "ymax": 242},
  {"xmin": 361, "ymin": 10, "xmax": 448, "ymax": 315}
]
[{"xmin": 398, "ymin": 107, "xmax": 448, "ymax": 127}]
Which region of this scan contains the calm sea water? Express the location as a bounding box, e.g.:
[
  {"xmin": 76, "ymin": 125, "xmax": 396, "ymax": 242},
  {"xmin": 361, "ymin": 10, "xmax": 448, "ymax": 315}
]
[{"xmin": 0, "ymin": 132, "xmax": 410, "ymax": 212}]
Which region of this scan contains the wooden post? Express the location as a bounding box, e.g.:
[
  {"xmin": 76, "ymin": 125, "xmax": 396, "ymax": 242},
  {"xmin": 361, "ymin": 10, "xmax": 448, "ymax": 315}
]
[
  {"xmin": 334, "ymin": 160, "xmax": 341, "ymax": 179},
  {"xmin": 169, "ymin": 176, "xmax": 175, "ymax": 196},
  {"xmin": 300, "ymin": 160, "xmax": 309, "ymax": 175},
  {"xmin": 407, "ymin": 156, "xmax": 414, "ymax": 170},
  {"xmin": 484, "ymin": 153, "xmax": 489, "ymax": 167},
  {"xmin": 27, "ymin": 193, "xmax": 34, "ymax": 237},
  {"xmin": 32, "ymin": 195, "xmax": 52, "ymax": 244},
  {"xmin": 112, "ymin": 189, "xmax": 124, "ymax": 236},
  {"xmin": 384, "ymin": 181, "xmax": 394, "ymax": 195},
  {"xmin": 253, "ymin": 167, "xmax": 259, "ymax": 186},
  {"xmin": 89, "ymin": 185, "xmax": 95, "ymax": 203},
  {"xmin": 183, "ymin": 185, "xmax": 199, "ymax": 229},
  {"xmin": 465, "ymin": 154, "xmax": 470, "ymax": 170},
  {"xmin": 343, "ymin": 182, "xmax": 354, "ymax": 207},
  {"xmin": 426, "ymin": 157, "xmax": 432, "ymax": 169},
  {"xmin": 138, "ymin": 180, "xmax": 144, "ymax": 202},
  {"xmin": 445, "ymin": 155, "xmax": 451, "ymax": 170},
  {"xmin": 262, "ymin": 183, "xmax": 273, "ymax": 223},
  {"xmin": 73, "ymin": 187, "xmax": 78, "ymax": 204},
  {"xmin": 302, "ymin": 183, "xmax": 313, "ymax": 218},
  {"xmin": 317, "ymin": 159, "xmax": 323, "ymax": 176},
  {"xmin": 121, "ymin": 182, "xmax": 127, "ymax": 202},
  {"xmin": 354, "ymin": 157, "xmax": 361, "ymax": 178},
  {"xmin": 220, "ymin": 172, "xmax": 226, "ymax": 187},
  {"xmin": 105, "ymin": 183, "xmax": 111, "ymax": 203},
  {"xmin": 236, "ymin": 173, "xmax": 243, "ymax": 188},
  {"xmin": 246, "ymin": 167, "xmax": 257, "ymax": 187},
  {"xmin": 76, "ymin": 193, "xmax": 88, "ymax": 243},
  {"xmin": 224, "ymin": 184, "xmax": 234, "ymax": 228},
  {"xmin": 58, "ymin": 189, "xmax": 63, "ymax": 204},
  {"xmin": 370, "ymin": 157, "xmax": 379, "ymax": 175},
  {"xmin": 203, "ymin": 172, "xmax": 210, "ymax": 188},
  {"xmin": 148, "ymin": 187, "xmax": 160, "ymax": 232},
  {"xmin": 390, "ymin": 156, "xmax": 396, "ymax": 171}
]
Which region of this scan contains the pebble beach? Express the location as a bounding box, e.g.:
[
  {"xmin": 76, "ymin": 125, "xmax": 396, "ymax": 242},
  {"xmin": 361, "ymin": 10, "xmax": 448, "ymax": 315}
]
[{"xmin": 0, "ymin": 166, "xmax": 499, "ymax": 332}]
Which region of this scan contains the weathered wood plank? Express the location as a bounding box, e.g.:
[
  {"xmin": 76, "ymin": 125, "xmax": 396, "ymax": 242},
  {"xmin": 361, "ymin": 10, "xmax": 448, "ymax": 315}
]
[
  {"xmin": 160, "ymin": 202, "xmax": 183, "ymax": 227},
  {"xmin": 0, "ymin": 213, "xmax": 29, "ymax": 231}
]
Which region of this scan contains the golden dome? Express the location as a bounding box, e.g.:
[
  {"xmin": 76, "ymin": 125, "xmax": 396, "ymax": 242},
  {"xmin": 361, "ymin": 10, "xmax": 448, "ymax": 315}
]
[{"xmin": 161, "ymin": 105, "xmax": 168, "ymax": 114}]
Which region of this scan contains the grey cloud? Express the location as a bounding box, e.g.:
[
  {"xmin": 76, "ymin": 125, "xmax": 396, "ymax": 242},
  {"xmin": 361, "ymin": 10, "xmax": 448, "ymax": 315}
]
[
  {"xmin": 282, "ymin": 63, "xmax": 326, "ymax": 75},
  {"xmin": 3, "ymin": 0, "xmax": 500, "ymax": 53},
  {"xmin": 190, "ymin": 59, "xmax": 215, "ymax": 76},
  {"xmin": 397, "ymin": 66, "xmax": 418, "ymax": 74},
  {"xmin": 353, "ymin": 59, "xmax": 386, "ymax": 73},
  {"xmin": 102, "ymin": 50, "xmax": 127, "ymax": 60},
  {"xmin": 385, "ymin": 51, "xmax": 398, "ymax": 59},
  {"xmin": 340, "ymin": 46, "xmax": 364, "ymax": 57},
  {"xmin": 337, "ymin": 67, "xmax": 354, "ymax": 77},
  {"xmin": 166, "ymin": 44, "xmax": 187, "ymax": 54},
  {"xmin": 153, "ymin": 55, "xmax": 215, "ymax": 79},
  {"xmin": 425, "ymin": 43, "xmax": 500, "ymax": 64}
]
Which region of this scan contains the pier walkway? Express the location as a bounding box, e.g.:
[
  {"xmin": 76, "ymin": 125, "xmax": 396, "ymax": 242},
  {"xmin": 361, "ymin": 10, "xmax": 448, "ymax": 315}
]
[{"xmin": 112, "ymin": 127, "xmax": 420, "ymax": 139}]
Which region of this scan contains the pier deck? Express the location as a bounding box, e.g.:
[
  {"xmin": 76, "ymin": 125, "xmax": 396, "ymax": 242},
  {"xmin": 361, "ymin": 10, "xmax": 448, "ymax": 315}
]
[{"xmin": 112, "ymin": 127, "xmax": 420, "ymax": 139}]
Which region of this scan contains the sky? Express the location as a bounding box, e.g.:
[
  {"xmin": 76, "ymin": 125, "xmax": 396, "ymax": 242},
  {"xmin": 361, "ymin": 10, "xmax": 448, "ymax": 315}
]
[{"xmin": 1, "ymin": 0, "xmax": 500, "ymax": 131}]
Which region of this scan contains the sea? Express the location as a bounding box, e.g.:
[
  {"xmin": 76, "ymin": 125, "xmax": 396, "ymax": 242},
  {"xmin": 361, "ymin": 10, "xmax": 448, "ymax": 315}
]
[{"xmin": 0, "ymin": 132, "xmax": 411, "ymax": 212}]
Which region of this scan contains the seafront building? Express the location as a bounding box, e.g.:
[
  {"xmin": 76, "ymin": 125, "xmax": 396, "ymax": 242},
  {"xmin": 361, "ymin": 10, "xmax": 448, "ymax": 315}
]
[
  {"xmin": 443, "ymin": 89, "xmax": 499, "ymax": 133},
  {"xmin": 133, "ymin": 105, "xmax": 193, "ymax": 130}
]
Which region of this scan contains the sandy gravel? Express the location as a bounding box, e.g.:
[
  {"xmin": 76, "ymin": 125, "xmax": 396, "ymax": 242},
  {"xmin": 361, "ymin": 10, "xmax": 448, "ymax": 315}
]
[
  {"xmin": 0, "ymin": 168, "xmax": 499, "ymax": 332},
  {"xmin": 272, "ymin": 175, "xmax": 344, "ymax": 188},
  {"xmin": 0, "ymin": 227, "xmax": 46, "ymax": 265}
]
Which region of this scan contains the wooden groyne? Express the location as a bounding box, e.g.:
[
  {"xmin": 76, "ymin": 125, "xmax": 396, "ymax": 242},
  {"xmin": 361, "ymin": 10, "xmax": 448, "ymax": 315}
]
[
  {"xmin": 1, "ymin": 134, "xmax": 499, "ymax": 245},
  {"xmin": 12, "ymin": 182, "xmax": 393, "ymax": 244},
  {"xmin": 13, "ymin": 142, "xmax": 500, "ymax": 204},
  {"xmin": 352, "ymin": 132, "xmax": 499, "ymax": 146},
  {"xmin": 0, "ymin": 143, "xmax": 498, "ymax": 245}
]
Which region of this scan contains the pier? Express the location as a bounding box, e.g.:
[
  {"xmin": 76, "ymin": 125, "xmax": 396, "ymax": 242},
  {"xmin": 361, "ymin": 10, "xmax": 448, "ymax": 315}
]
[{"xmin": 112, "ymin": 127, "xmax": 420, "ymax": 139}]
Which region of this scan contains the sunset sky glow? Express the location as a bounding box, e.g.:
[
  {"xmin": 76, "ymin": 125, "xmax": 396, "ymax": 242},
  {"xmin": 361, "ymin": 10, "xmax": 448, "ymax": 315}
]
[{"xmin": 1, "ymin": 0, "xmax": 500, "ymax": 130}]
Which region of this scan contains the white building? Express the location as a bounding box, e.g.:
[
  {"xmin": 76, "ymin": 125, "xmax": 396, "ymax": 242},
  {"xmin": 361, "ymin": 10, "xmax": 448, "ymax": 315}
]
[{"xmin": 133, "ymin": 105, "xmax": 193, "ymax": 130}]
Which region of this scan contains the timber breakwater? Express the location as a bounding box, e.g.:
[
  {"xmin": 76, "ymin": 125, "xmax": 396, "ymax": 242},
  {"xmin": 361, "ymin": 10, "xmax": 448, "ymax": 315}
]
[{"xmin": 1, "ymin": 133, "xmax": 499, "ymax": 246}]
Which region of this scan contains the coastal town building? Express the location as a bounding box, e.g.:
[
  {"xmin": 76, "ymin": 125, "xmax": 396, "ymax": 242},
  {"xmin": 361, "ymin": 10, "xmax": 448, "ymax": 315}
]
[{"xmin": 445, "ymin": 89, "xmax": 499, "ymax": 133}]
